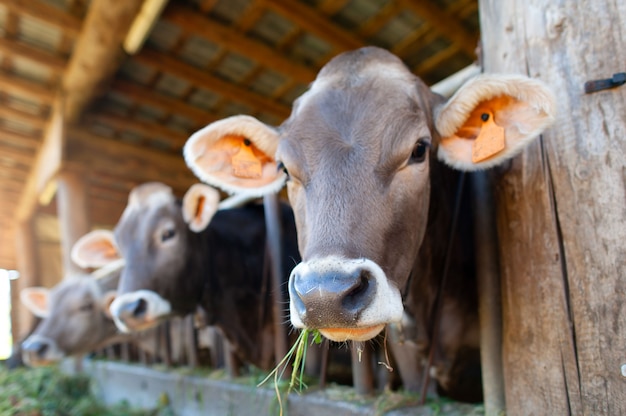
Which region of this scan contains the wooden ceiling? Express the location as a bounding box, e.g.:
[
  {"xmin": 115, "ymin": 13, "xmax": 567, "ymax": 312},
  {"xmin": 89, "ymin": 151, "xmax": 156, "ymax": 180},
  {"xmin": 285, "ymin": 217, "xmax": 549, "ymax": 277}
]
[{"xmin": 0, "ymin": 0, "xmax": 479, "ymax": 272}]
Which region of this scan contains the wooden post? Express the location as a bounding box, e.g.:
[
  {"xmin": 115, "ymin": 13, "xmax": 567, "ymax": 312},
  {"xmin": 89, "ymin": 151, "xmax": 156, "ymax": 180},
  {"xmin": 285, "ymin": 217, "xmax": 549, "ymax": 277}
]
[
  {"xmin": 13, "ymin": 221, "xmax": 39, "ymax": 342},
  {"xmin": 479, "ymin": 0, "xmax": 626, "ymax": 414},
  {"xmin": 56, "ymin": 170, "xmax": 91, "ymax": 276}
]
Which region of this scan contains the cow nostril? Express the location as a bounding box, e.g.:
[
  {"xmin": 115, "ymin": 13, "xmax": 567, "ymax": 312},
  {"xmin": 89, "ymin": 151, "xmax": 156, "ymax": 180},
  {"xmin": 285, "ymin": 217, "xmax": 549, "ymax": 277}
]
[
  {"xmin": 133, "ymin": 298, "xmax": 148, "ymax": 318},
  {"xmin": 36, "ymin": 343, "xmax": 49, "ymax": 357},
  {"xmin": 342, "ymin": 269, "xmax": 373, "ymax": 312}
]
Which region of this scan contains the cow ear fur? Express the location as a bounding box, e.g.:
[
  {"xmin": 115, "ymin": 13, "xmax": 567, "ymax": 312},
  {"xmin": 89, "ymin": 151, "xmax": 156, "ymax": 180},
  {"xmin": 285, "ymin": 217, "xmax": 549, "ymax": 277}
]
[
  {"xmin": 71, "ymin": 230, "xmax": 122, "ymax": 269},
  {"xmin": 434, "ymin": 74, "xmax": 556, "ymax": 171},
  {"xmin": 20, "ymin": 287, "xmax": 50, "ymax": 318},
  {"xmin": 182, "ymin": 184, "xmax": 220, "ymax": 232},
  {"xmin": 183, "ymin": 115, "xmax": 286, "ymax": 197}
]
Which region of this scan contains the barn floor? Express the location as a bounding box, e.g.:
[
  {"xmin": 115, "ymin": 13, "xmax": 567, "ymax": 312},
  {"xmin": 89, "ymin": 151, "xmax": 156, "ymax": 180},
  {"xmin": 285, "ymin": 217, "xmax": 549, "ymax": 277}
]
[{"xmin": 61, "ymin": 359, "xmax": 484, "ymax": 416}]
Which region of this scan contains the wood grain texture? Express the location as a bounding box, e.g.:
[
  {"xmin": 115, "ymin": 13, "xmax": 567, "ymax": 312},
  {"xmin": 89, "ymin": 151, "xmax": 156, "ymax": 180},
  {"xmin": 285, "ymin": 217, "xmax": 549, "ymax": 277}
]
[{"xmin": 479, "ymin": 0, "xmax": 626, "ymax": 414}]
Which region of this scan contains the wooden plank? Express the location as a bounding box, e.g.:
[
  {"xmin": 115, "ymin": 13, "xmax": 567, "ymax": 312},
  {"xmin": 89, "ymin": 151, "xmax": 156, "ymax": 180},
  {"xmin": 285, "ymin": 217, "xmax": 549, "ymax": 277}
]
[
  {"xmin": 16, "ymin": 99, "xmax": 64, "ymax": 222},
  {"xmin": 66, "ymin": 128, "xmax": 197, "ymax": 186},
  {"xmin": 134, "ymin": 49, "xmax": 292, "ymax": 119},
  {"xmin": 0, "ymin": 72, "xmax": 55, "ymax": 104},
  {"xmin": 0, "ymin": 0, "xmax": 83, "ymax": 35},
  {"xmin": 0, "ymin": 105, "xmax": 47, "ymax": 130},
  {"xmin": 111, "ymin": 79, "xmax": 215, "ymax": 126},
  {"xmin": 0, "ymin": 37, "xmax": 67, "ymax": 75},
  {"xmin": 62, "ymin": 0, "xmax": 144, "ymax": 123},
  {"xmin": 398, "ymin": 0, "xmax": 478, "ymax": 57},
  {"xmin": 162, "ymin": 4, "xmax": 316, "ymax": 83},
  {"xmin": 87, "ymin": 111, "xmax": 187, "ymax": 149},
  {"xmin": 480, "ymin": 0, "xmax": 626, "ymax": 414},
  {"xmin": 263, "ymin": 0, "xmax": 361, "ymax": 52},
  {"xmin": 0, "ymin": 145, "xmax": 35, "ymax": 166},
  {"xmin": 414, "ymin": 45, "xmax": 461, "ymax": 77},
  {"xmin": 0, "ymin": 128, "xmax": 41, "ymax": 149}
]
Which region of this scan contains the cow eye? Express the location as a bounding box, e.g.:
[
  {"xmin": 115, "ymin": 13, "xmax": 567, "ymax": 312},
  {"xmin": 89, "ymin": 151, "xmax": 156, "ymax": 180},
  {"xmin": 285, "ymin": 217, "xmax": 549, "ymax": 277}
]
[
  {"xmin": 79, "ymin": 303, "xmax": 93, "ymax": 312},
  {"xmin": 161, "ymin": 228, "xmax": 176, "ymax": 242},
  {"xmin": 277, "ymin": 161, "xmax": 289, "ymax": 178},
  {"xmin": 410, "ymin": 139, "xmax": 430, "ymax": 163}
]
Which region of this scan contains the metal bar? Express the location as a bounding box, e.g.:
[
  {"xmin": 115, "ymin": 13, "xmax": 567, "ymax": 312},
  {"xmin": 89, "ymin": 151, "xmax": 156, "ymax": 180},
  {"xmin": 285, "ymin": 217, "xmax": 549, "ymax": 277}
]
[{"xmin": 471, "ymin": 171, "xmax": 505, "ymax": 415}]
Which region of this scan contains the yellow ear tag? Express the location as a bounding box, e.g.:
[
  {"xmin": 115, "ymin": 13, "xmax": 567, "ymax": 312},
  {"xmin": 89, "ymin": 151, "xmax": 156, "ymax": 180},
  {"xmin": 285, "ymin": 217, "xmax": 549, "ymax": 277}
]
[
  {"xmin": 232, "ymin": 138, "xmax": 263, "ymax": 179},
  {"xmin": 472, "ymin": 112, "xmax": 505, "ymax": 163}
]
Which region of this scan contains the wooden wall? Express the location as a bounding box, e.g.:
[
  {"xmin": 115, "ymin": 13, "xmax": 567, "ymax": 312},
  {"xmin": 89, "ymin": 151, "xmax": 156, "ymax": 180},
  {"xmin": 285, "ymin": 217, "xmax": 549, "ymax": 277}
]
[{"xmin": 479, "ymin": 0, "xmax": 626, "ymax": 414}]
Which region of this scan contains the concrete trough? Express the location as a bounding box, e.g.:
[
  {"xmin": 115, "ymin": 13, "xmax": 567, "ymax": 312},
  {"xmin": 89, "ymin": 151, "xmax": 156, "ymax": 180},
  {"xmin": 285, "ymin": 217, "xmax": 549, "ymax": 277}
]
[{"xmin": 63, "ymin": 359, "xmax": 483, "ymax": 415}]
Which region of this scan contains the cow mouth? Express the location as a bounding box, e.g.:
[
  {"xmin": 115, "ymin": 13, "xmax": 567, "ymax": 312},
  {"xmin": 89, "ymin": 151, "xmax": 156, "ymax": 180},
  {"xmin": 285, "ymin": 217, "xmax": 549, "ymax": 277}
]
[{"xmin": 318, "ymin": 324, "xmax": 385, "ymax": 342}]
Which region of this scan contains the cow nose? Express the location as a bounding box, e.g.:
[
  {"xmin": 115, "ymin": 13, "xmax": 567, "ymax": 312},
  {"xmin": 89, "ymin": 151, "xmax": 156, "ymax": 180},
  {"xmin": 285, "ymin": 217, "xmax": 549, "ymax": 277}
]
[
  {"xmin": 290, "ymin": 264, "xmax": 376, "ymax": 328},
  {"xmin": 117, "ymin": 297, "xmax": 148, "ymax": 321},
  {"xmin": 22, "ymin": 340, "xmax": 49, "ymax": 358}
]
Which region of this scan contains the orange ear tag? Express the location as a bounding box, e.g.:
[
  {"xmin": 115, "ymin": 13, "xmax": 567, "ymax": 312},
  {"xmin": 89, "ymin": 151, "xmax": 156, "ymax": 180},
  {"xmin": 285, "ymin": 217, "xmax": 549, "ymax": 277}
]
[
  {"xmin": 472, "ymin": 112, "xmax": 505, "ymax": 163},
  {"xmin": 231, "ymin": 139, "xmax": 263, "ymax": 179}
]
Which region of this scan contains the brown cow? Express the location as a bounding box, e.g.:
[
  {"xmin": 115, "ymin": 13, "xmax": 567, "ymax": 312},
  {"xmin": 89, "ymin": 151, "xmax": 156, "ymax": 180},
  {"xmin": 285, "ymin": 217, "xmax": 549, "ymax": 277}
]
[
  {"xmin": 88, "ymin": 183, "xmax": 301, "ymax": 372},
  {"xmin": 20, "ymin": 245, "xmax": 199, "ymax": 367},
  {"xmin": 183, "ymin": 47, "xmax": 555, "ymax": 397}
]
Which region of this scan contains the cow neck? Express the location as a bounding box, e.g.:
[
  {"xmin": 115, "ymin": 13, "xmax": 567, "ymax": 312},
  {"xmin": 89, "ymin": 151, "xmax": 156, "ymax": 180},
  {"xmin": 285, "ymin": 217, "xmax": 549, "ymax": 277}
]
[{"xmin": 194, "ymin": 225, "xmax": 218, "ymax": 324}]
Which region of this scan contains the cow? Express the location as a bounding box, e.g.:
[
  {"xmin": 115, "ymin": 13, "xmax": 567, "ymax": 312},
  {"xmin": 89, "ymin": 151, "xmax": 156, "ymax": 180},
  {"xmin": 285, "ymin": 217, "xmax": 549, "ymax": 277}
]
[
  {"xmin": 20, "ymin": 266, "xmax": 123, "ymax": 367},
  {"xmin": 95, "ymin": 182, "xmax": 300, "ymax": 371},
  {"xmin": 182, "ymin": 47, "xmax": 555, "ymax": 398},
  {"xmin": 20, "ymin": 250, "xmax": 200, "ymax": 367}
]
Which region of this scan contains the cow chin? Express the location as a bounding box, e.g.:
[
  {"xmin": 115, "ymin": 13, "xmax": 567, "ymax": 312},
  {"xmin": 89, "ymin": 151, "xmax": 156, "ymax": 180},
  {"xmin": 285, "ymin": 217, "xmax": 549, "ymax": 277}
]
[
  {"xmin": 110, "ymin": 290, "xmax": 172, "ymax": 333},
  {"xmin": 288, "ymin": 256, "xmax": 404, "ymax": 341},
  {"xmin": 319, "ymin": 325, "xmax": 386, "ymax": 342}
]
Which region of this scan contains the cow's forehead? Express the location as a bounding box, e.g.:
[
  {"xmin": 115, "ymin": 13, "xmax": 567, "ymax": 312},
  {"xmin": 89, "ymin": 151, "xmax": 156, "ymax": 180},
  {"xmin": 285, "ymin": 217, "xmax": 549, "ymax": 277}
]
[
  {"xmin": 293, "ymin": 49, "xmax": 416, "ymax": 119},
  {"xmin": 118, "ymin": 184, "xmax": 176, "ymax": 229},
  {"xmin": 50, "ymin": 277, "xmax": 100, "ymax": 310}
]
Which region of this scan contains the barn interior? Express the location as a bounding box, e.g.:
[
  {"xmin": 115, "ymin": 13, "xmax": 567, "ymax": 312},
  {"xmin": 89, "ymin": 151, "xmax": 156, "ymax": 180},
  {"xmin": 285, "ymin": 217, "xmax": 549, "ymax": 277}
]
[
  {"xmin": 0, "ymin": 0, "xmax": 481, "ymax": 374},
  {"xmin": 0, "ymin": 0, "xmax": 484, "ymax": 411}
]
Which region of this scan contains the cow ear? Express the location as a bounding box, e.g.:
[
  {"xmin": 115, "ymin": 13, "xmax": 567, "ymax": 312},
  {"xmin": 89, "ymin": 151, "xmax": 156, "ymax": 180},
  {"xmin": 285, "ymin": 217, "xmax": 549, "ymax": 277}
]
[
  {"xmin": 20, "ymin": 287, "xmax": 49, "ymax": 318},
  {"xmin": 183, "ymin": 115, "xmax": 286, "ymax": 197},
  {"xmin": 101, "ymin": 291, "xmax": 117, "ymax": 320},
  {"xmin": 71, "ymin": 230, "xmax": 122, "ymax": 269},
  {"xmin": 182, "ymin": 184, "xmax": 220, "ymax": 232},
  {"xmin": 434, "ymin": 74, "xmax": 556, "ymax": 170}
]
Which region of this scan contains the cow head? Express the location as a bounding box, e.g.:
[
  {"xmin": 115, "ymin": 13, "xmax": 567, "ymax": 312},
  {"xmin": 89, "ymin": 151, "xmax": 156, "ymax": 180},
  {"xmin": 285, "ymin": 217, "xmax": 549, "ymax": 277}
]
[
  {"xmin": 20, "ymin": 273, "xmax": 120, "ymax": 367},
  {"xmin": 184, "ymin": 47, "xmax": 555, "ymax": 342},
  {"xmin": 98, "ymin": 182, "xmax": 220, "ymax": 332}
]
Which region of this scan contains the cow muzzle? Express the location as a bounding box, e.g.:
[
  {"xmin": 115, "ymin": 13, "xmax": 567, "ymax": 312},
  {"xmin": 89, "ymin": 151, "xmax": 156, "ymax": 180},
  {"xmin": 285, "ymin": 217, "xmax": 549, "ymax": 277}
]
[
  {"xmin": 109, "ymin": 290, "xmax": 172, "ymax": 333},
  {"xmin": 288, "ymin": 256, "xmax": 404, "ymax": 342},
  {"xmin": 21, "ymin": 335, "xmax": 63, "ymax": 367}
]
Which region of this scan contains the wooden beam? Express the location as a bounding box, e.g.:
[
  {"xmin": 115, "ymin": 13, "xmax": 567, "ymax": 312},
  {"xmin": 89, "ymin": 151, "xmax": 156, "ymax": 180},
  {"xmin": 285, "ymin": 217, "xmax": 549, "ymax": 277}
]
[
  {"xmin": 56, "ymin": 170, "xmax": 90, "ymax": 276},
  {"xmin": 87, "ymin": 111, "xmax": 187, "ymax": 149},
  {"xmin": 66, "ymin": 128, "xmax": 197, "ymax": 187},
  {"xmin": 0, "ymin": 72, "xmax": 55, "ymax": 104},
  {"xmin": 263, "ymin": 0, "xmax": 362, "ymax": 52},
  {"xmin": 15, "ymin": 0, "xmax": 145, "ymax": 228},
  {"xmin": 13, "ymin": 221, "xmax": 39, "ymax": 339},
  {"xmin": 62, "ymin": 0, "xmax": 144, "ymax": 123},
  {"xmin": 112, "ymin": 79, "xmax": 215, "ymax": 126},
  {"xmin": 0, "ymin": 37, "xmax": 67, "ymax": 75},
  {"xmin": 398, "ymin": 0, "xmax": 477, "ymax": 57},
  {"xmin": 0, "ymin": 128, "xmax": 41, "ymax": 149},
  {"xmin": 162, "ymin": 4, "xmax": 316, "ymax": 83},
  {"xmin": 16, "ymin": 99, "xmax": 64, "ymax": 222},
  {"xmin": 0, "ymin": 0, "xmax": 83, "ymax": 35},
  {"xmin": 414, "ymin": 45, "xmax": 462, "ymax": 77},
  {"xmin": 134, "ymin": 49, "xmax": 292, "ymax": 119},
  {"xmin": 0, "ymin": 105, "xmax": 47, "ymax": 130}
]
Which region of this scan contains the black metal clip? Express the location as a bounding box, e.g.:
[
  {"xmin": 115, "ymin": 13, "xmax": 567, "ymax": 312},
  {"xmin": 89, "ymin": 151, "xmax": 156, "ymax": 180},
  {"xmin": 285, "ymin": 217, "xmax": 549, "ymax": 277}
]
[{"xmin": 584, "ymin": 72, "xmax": 626, "ymax": 94}]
